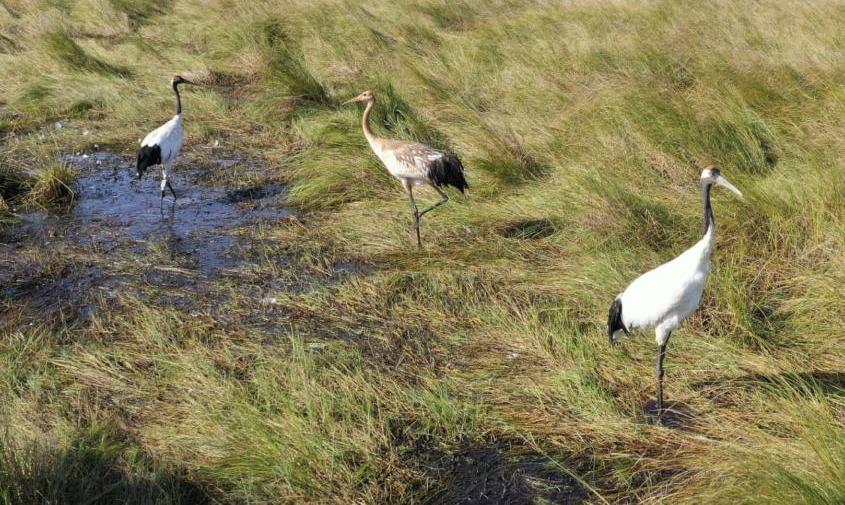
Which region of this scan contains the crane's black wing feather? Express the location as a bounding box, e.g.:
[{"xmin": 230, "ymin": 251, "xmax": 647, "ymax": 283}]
[
  {"xmin": 136, "ymin": 144, "xmax": 162, "ymax": 179},
  {"xmin": 607, "ymin": 298, "xmax": 628, "ymax": 345}
]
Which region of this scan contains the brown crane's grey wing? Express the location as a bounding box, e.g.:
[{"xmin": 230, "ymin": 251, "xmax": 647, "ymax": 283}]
[
  {"xmin": 394, "ymin": 142, "xmax": 468, "ymax": 192},
  {"xmin": 391, "ymin": 142, "xmax": 446, "ymax": 180}
]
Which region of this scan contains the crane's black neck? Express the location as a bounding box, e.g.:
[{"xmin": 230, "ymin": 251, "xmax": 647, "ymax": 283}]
[
  {"xmin": 701, "ymin": 181, "xmax": 714, "ymax": 236},
  {"xmin": 173, "ymin": 81, "xmax": 182, "ymax": 115}
]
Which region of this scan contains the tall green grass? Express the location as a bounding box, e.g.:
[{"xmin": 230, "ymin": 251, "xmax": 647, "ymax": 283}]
[
  {"xmin": 42, "ymin": 29, "xmax": 131, "ymax": 77},
  {"xmin": 0, "ymin": 0, "xmax": 843, "ymax": 503}
]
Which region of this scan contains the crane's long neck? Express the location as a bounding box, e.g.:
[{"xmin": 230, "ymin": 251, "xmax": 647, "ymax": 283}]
[
  {"xmin": 699, "ymin": 180, "xmax": 715, "ymax": 254},
  {"xmin": 173, "ymin": 82, "xmax": 182, "ymax": 115},
  {"xmin": 702, "ymin": 181, "xmax": 714, "ymax": 236},
  {"xmin": 361, "ymin": 99, "xmax": 376, "ymax": 145}
]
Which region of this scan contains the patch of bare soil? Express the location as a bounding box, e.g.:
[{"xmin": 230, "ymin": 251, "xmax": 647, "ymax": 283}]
[{"xmin": 409, "ymin": 438, "xmax": 590, "ymax": 505}]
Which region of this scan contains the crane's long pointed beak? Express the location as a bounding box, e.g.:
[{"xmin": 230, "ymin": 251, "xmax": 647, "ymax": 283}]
[
  {"xmin": 716, "ymin": 175, "xmax": 743, "ymax": 198},
  {"xmin": 342, "ymin": 98, "xmax": 356, "ymax": 105}
]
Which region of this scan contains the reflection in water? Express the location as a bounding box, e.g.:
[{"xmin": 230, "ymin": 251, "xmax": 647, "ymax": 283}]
[{"xmin": 17, "ymin": 152, "xmax": 291, "ymax": 276}]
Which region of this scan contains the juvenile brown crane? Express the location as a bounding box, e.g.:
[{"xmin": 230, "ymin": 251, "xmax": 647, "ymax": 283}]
[{"xmin": 344, "ymin": 90, "xmax": 468, "ymax": 248}]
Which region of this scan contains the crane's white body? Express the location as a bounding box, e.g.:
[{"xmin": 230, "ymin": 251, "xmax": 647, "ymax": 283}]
[
  {"xmin": 142, "ymin": 114, "xmax": 183, "ymax": 163},
  {"xmin": 608, "ymin": 168, "xmax": 741, "ymax": 415},
  {"xmin": 614, "ymin": 226, "xmax": 715, "ymax": 346},
  {"xmin": 141, "ymin": 114, "xmax": 183, "ymax": 192}
]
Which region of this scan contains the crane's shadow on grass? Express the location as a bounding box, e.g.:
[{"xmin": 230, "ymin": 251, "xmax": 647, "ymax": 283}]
[
  {"xmin": 694, "ymin": 372, "xmax": 845, "ymax": 400},
  {"xmin": 1, "ymin": 427, "xmax": 211, "ymax": 505}
]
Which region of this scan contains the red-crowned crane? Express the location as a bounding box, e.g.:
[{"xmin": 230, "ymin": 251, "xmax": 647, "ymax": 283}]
[
  {"xmin": 607, "ymin": 166, "xmax": 743, "ymax": 416},
  {"xmin": 136, "ymin": 74, "xmax": 195, "ymax": 205},
  {"xmin": 344, "ymin": 90, "xmax": 468, "ymax": 248}
]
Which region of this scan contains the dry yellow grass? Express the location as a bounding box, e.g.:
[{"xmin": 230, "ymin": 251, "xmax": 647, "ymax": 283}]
[{"xmin": 1, "ymin": 0, "xmax": 844, "ymax": 503}]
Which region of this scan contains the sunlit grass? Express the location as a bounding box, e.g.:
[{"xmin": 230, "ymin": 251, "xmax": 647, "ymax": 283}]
[
  {"xmin": 23, "ymin": 161, "xmax": 76, "ymax": 209},
  {"xmin": 0, "ymin": 0, "xmax": 843, "ymax": 503}
]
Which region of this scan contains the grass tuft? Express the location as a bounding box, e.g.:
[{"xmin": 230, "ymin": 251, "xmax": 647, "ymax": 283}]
[
  {"xmin": 24, "ymin": 161, "xmax": 76, "ymax": 209},
  {"xmin": 42, "ymin": 29, "xmax": 131, "ymax": 77},
  {"xmin": 418, "ymin": 0, "xmax": 477, "ymax": 31},
  {"xmin": 371, "ymin": 82, "xmax": 449, "ymax": 149},
  {"xmin": 108, "ymin": 0, "xmax": 171, "ymax": 30},
  {"xmin": 258, "ymin": 20, "xmax": 331, "ymax": 106},
  {"xmin": 472, "ymin": 122, "xmax": 547, "ymax": 183}
]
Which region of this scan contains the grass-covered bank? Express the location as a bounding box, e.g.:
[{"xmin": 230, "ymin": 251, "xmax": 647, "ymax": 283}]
[{"xmin": 1, "ymin": 0, "xmax": 844, "ymax": 503}]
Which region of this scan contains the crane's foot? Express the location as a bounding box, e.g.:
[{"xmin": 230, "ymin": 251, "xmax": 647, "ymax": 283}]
[
  {"xmin": 645, "ymin": 398, "xmax": 693, "ymax": 428},
  {"xmin": 642, "ymin": 398, "xmax": 665, "ymax": 425}
]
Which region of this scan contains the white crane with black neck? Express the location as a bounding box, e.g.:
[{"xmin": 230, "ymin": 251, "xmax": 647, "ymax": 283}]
[
  {"xmin": 607, "ymin": 166, "xmax": 743, "ymax": 416},
  {"xmin": 344, "ymin": 90, "xmax": 468, "ymax": 248},
  {"xmin": 136, "ymin": 74, "xmax": 195, "ymax": 205}
]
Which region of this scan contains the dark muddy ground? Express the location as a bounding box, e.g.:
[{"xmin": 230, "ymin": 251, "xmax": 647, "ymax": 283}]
[
  {"xmin": 411, "ymin": 438, "xmax": 590, "ymax": 505},
  {"xmin": 0, "ymin": 150, "xmax": 362, "ymax": 327},
  {"xmin": 59, "ymin": 151, "xmax": 289, "ymax": 272},
  {"xmin": 642, "ymin": 400, "xmax": 698, "ymax": 430}
]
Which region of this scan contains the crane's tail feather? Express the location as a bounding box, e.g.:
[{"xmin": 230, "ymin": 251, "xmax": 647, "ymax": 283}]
[
  {"xmin": 137, "ymin": 145, "xmax": 162, "ymax": 179},
  {"xmin": 428, "ymin": 153, "xmax": 468, "ymax": 193},
  {"xmin": 607, "ymin": 298, "xmax": 628, "ymax": 345}
]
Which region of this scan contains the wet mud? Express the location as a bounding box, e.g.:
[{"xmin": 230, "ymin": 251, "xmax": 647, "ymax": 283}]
[
  {"xmin": 411, "ymin": 439, "xmax": 590, "ymax": 505},
  {"xmin": 642, "ymin": 400, "xmax": 698, "ymax": 430},
  {"xmin": 1, "ymin": 151, "xmax": 296, "ymax": 323}
]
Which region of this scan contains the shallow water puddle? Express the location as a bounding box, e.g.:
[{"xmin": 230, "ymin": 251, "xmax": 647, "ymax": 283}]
[
  {"xmin": 70, "ymin": 152, "xmax": 285, "ymax": 236},
  {"xmin": 48, "ymin": 152, "xmax": 291, "ymax": 275},
  {"xmin": 4, "ymin": 151, "xmax": 375, "ymax": 327},
  {"xmin": 2, "ymin": 152, "xmax": 293, "ymax": 323}
]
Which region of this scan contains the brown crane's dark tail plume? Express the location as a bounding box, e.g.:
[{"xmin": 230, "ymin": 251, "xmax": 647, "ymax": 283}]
[{"xmin": 428, "ymin": 153, "xmax": 468, "ymax": 193}]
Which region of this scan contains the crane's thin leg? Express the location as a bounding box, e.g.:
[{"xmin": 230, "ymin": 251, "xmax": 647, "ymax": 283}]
[
  {"xmin": 407, "ymin": 186, "xmax": 422, "ymax": 249},
  {"xmin": 160, "ymin": 164, "xmax": 177, "ymax": 200},
  {"xmin": 166, "ymin": 180, "xmax": 177, "ymax": 200},
  {"xmin": 160, "ymin": 165, "xmax": 168, "ymax": 203},
  {"xmin": 656, "ymin": 333, "xmax": 671, "ymax": 415},
  {"xmin": 418, "ymin": 185, "xmax": 449, "ymax": 218}
]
